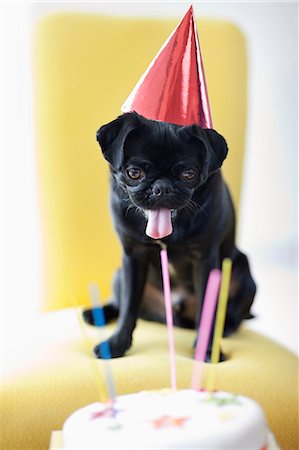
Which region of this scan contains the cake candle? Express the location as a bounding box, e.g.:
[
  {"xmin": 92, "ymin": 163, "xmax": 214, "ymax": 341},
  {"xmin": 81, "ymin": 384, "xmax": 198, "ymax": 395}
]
[
  {"xmin": 75, "ymin": 308, "xmax": 109, "ymax": 403},
  {"xmin": 207, "ymin": 258, "xmax": 232, "ymax": 392},
  {"xmin": 160, "ymin": 248, "xmax": 177, "ymax": 390},
  {"xmin": 89, "ymin": 283, "xmax": 117, "ymax": 402},
  {"xmin": 191, "ymin": 269, "xmax": 221, "ymax": 391},
  {"xmin": 63, "ymin": 270, "xmax": 108, "ymax": 403}
]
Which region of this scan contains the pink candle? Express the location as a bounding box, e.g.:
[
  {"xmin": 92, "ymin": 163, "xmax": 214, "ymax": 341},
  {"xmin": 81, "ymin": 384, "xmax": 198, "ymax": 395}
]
[
  {"xmin": 160, "ymin": 249, "xmax": 177, "ymax": 390},
  {"xmin": 191, "ymin": 269, "xmax": 221, "ymax": 390}
]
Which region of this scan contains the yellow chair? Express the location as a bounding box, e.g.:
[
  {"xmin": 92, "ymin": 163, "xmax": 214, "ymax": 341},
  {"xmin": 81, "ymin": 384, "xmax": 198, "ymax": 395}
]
[
  {"xmin": 33, "ymin": 13, "xmax": 247, "ymax": 311},
  {"xmin": 2, "ymin": 13, "xmax": 298, "ymax": 450}
]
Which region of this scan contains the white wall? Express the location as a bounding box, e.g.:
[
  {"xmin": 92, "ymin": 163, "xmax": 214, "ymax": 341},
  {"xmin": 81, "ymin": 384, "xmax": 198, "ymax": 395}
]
[{"xmin": 2, "ymin": 2, "xmax": 298, "ymax": 354}]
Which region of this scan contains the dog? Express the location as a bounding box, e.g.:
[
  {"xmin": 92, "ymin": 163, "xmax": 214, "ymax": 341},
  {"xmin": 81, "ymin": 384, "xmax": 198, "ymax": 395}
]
[{"xmin": 83, "ymin": 111, "xmax": 256, "ymax": 359}]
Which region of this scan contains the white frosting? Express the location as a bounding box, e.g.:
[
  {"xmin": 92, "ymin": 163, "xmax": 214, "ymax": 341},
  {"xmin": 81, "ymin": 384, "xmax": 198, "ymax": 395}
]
[{"xmin": 63, "ymin": 390, "xmax": 269, "ymax": 450}]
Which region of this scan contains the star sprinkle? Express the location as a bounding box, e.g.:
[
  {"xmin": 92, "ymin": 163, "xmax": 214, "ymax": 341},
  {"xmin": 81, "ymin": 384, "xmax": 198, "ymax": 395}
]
[
  {"xmin": 150, "ymin": 415, "xmax": 189, "ymax": 429},
  {"xmin": 202, "ymin": 394, "xmax": 241, "ymax": 407}
]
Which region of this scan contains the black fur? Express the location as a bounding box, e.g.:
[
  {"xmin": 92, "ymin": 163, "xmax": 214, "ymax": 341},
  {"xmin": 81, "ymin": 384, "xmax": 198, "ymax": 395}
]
[{"xmin": 84, "ymin": 112, "xmax": 256, "ymax": 359}]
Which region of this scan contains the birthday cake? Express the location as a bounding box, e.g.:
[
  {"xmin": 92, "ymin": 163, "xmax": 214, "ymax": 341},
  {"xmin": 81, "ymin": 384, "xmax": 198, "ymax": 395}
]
[{"xmin": 63, "ymin": 389, "xmax": 279, "ymax": 450}]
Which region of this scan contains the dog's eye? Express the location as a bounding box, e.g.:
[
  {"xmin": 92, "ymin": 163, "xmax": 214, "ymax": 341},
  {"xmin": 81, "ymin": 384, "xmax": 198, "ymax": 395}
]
[
  {"xmin": 181, "ymin": 168, "xmax": 197, "ymax": 181},
  {"xmin": 126, "ymin": 167, "xmax": 145, "ymax": 180}
]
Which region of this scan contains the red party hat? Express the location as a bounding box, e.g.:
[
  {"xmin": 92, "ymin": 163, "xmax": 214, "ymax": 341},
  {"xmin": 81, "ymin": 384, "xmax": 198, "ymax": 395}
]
[{"xmin": 121, "ymin": 6, "xmax": 213, "ymax": 128}]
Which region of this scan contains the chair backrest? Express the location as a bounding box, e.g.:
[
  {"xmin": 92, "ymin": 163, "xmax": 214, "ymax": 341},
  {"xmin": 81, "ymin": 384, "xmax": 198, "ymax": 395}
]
[{"xmin": 33, "ymin": 13, "xmax": 247, "ymax": 311}]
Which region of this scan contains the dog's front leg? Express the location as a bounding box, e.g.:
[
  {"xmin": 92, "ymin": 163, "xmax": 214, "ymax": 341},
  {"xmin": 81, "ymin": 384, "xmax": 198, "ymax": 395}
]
[{"xmin": 94, "ymin": 252, "xmax": 148, "ymax": 358}]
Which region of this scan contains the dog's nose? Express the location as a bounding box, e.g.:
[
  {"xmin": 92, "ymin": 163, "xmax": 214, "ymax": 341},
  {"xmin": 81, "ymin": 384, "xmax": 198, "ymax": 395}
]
[{"xmin": 152, "ymin": 180, "xmax": 174, "ymax": 198}]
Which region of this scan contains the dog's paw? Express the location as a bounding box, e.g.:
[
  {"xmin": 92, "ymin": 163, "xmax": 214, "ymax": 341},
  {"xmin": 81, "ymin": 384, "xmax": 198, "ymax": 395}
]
[{"xmin": 93, "ymin": 335, "xmax": 132, "ymax": 359}]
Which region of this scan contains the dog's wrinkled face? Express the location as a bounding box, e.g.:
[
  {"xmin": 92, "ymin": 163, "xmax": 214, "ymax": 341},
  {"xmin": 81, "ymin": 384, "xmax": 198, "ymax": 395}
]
[{"xmin": 97, "ymin": 112, "xmax": 228, "ymax": 239}]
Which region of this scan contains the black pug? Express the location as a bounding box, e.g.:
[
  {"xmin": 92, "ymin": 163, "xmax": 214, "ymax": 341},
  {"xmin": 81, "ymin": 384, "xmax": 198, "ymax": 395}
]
[{"xmin": 83, "ymin": 111, "xmax": 256, "ymax": 359}]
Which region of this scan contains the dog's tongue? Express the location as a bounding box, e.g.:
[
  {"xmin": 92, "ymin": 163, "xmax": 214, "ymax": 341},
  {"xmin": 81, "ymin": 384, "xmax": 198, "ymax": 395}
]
[{"xmin": 146, "ymin": 209, "xmax": 173, "ymax": 239}]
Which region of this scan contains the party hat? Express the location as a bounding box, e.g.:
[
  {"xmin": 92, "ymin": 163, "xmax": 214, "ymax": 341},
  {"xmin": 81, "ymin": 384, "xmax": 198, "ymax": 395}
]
[{"xmin": 121, "ymin": 6, "xmax": 213, "ymax": 128}]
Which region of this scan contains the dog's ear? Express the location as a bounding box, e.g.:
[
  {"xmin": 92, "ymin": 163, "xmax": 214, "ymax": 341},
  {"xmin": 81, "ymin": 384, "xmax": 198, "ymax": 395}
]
[
  {"xmin": 184, "ymin": 125, "xmax": 228, "ymax": 180},
  {"xmin": 96, "ymin": 113, "xmax": 140, "ymax": 169}
]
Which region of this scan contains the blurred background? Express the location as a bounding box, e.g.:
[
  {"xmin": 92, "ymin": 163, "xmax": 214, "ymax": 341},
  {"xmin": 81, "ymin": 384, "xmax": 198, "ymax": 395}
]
[{"xmin": 2, "ymin": 1, "xmax": 298, "ymax": 356}]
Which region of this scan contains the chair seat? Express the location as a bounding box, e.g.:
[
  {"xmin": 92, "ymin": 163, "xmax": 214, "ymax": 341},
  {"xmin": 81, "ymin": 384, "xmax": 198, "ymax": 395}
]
[{"xmin": 2, "ymin": 308, "xmax": 298, "ymax": 450}]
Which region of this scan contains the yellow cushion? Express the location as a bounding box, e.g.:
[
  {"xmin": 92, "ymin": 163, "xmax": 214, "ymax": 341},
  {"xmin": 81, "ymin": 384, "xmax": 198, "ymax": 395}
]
[
  {"xmin": 2, "ymin": 309, "xmax": 298, "ymax": 450},
  {"xmin": 33, "ymin": 13, "xmax": 247, "ymax": 311}
]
